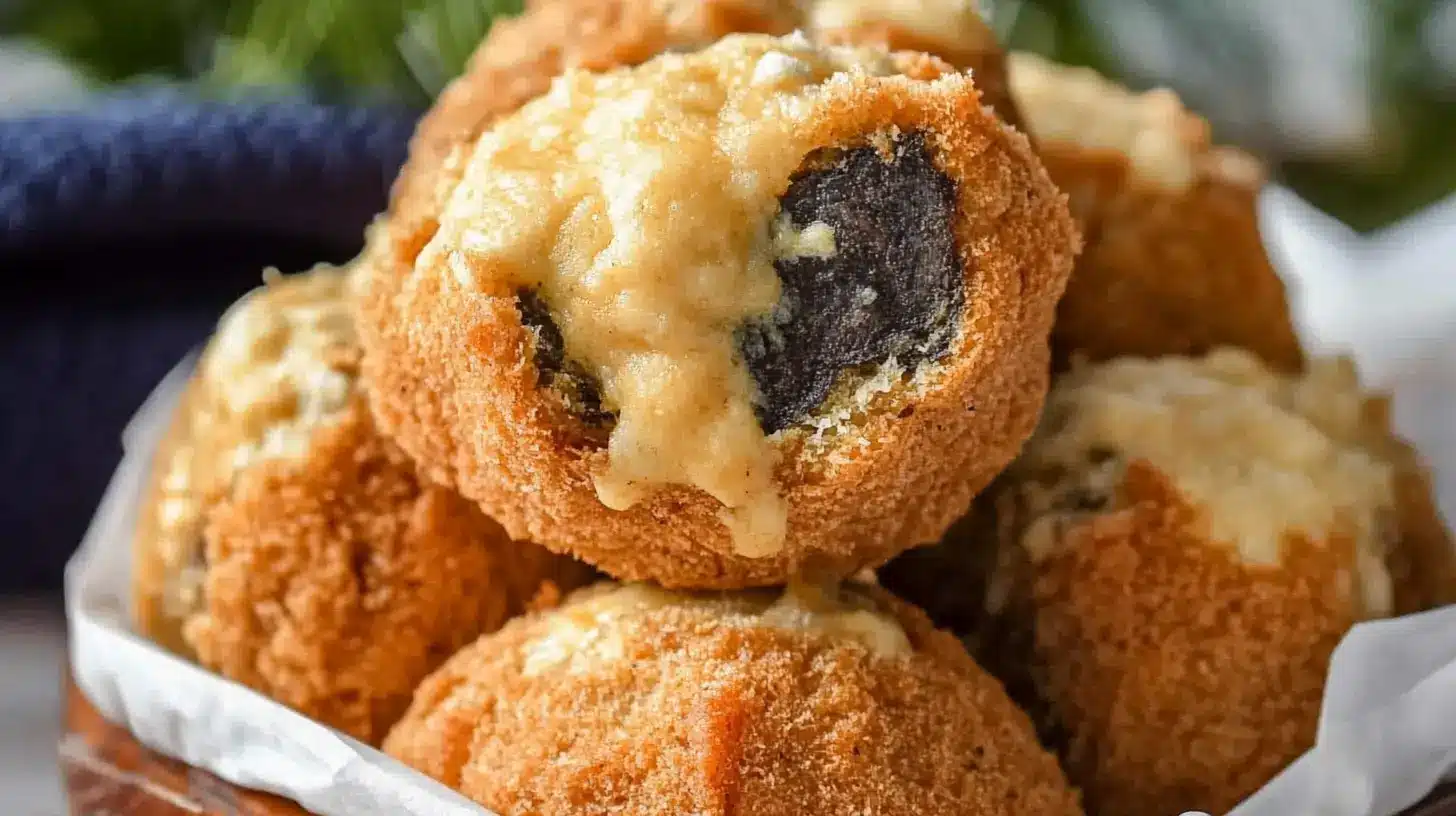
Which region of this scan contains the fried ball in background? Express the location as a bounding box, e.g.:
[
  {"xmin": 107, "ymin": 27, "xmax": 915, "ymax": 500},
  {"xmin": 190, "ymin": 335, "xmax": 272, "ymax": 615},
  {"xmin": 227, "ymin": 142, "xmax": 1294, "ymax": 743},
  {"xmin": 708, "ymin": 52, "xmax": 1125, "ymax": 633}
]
[
  {"xmin": 384, "ymin": 581, "xmax": 1084, "ymax": 816},
  {"xmin": 388, "ymin": 0, "xmax": 800, "ymax": 265},
  {"xmin": 1007, "ymin": 52, "xmax": 1305, "ymax": 372},
  {"xmin": 809, "ymin": 0, "xmax": 1022, "ymax": 128},
  {"xmin": 359, "ymin": 34, "xmax": 1078, "ymax": 589},
  {"xmin": 886, "ymin": 348, "xmax": 1454, "ymax": 816},
  {"xmin": 132, "ymin": 266, "xmax": 591, "ymax": 744},
  {"xmin": 389, "ymin": 0, "xmax": 1022, "ymax": 265}
]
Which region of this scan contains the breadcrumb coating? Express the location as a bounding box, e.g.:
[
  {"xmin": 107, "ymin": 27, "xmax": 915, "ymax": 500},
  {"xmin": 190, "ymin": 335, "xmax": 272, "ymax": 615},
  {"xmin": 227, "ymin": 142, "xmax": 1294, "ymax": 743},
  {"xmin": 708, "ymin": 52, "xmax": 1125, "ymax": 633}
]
[
  {"xmin": 359, "ymin": 33, "xmax": 1077, "ymax": 587},
  {"xmin": 1021, "ymin": 350, "xmax": 1399, "ymax": 613},
  {"xmin": 1007, "ymin": 52, "xmax": 1304, "ymax": 371},
  {"xmin": 993, "ymin": 462, "xmax": 1357, "ymax": 816},
  {"xmin": 810, "ymin": 0, "xmax": 1020, "ymax": 127},
  {"xmin": 389, "ymin": 0, "xmax": 1020, "ymax": 266},
  {"xmin": 133, "ymin": 267, "xmax": 358, "ymax": 657},
  {"xmin": 384, "ymin": 582, "xmax": 1084, "ymax": 816},
  {"xmin": 185, "ymin": 398, "xmax": 589, "ymax": 745},
  {"xmin": 884, "ymin": 349, "xmax": 1454, "ymax": 816},
  {"xmin": 132, "ymin": 268, "xmax": 592, "ymax": 744}
]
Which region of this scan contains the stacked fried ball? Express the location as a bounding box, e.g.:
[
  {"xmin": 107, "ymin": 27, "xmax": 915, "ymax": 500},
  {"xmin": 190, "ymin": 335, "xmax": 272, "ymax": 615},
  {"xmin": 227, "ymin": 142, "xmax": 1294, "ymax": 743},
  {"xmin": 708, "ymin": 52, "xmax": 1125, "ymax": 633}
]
[{"xmin": 132, "ymin": 2, "xmax": 1455, "ymax": 814}]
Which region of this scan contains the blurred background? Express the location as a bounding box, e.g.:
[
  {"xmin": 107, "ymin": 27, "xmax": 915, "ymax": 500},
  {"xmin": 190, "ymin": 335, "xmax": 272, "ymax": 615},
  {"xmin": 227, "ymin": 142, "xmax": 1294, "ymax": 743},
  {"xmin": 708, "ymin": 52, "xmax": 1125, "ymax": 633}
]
[
  {"xmin": 0, "ymin": 2, "xmax": 1453, "ymax": 812},
  {"xmin": 4, "ymin": 0, "xmax": 1455, "ymax": 229}
]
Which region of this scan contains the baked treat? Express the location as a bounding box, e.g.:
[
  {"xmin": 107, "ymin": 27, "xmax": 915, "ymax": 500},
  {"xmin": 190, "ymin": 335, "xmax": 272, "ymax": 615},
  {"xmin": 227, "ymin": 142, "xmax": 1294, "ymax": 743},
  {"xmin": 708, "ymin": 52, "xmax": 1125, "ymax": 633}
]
[
  {"xmin": 809, "ymin": 0, "xmax": 1020, "ymax": 127},
  {"xmin": 359, "ymin": 33, "xmax": 1078, "ymax": 588},
  {"xmin": 884, "ymin": 348, "xmax": 1454, "ymax": 816},
  {"xmin": 390, "ymin": 0, "xmax": 1021, "ymax": 265},
  {"xmin": 383, "ymin": 580, "xmax": 1084, "ymax": 816},
  {"xmin": 132, "ymin": 265, "xmax": 590, "ymax": 744},
  {"xmin": 1007, "ymin": 52, "xmax": 1305, "ymax": 371}
]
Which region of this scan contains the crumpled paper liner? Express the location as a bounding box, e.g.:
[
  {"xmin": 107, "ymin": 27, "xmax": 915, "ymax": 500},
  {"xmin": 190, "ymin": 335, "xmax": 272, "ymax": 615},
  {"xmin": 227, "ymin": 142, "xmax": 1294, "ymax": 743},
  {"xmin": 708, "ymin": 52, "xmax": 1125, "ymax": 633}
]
[{"xmin": 68, "ymin": 188, "xmax": 1456, "ymax": 816}]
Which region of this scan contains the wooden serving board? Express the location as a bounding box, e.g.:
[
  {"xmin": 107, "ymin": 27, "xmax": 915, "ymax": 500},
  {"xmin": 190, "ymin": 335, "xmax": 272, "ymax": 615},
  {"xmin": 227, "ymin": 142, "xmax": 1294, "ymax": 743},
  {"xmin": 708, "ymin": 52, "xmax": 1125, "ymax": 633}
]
[
  {"xmin": 60, "ymin": 673, "xmax": 1456, "ymax": 816},
  {"xmin": 61, "ymin": 677, "xmax": 306, "ymax": 815}
]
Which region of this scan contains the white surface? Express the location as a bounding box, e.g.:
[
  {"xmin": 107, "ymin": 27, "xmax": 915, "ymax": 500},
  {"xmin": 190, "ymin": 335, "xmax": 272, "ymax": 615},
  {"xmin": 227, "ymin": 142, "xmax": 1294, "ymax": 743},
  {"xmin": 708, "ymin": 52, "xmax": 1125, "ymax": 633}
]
[
  {"xmin": 64, "ymin": 195, "xmax": 1456, "ymax": 816},
  {"xmin": 65, "ymin": 360, "xmax": 490, "ymax": 816},
  {"xmin": 0, "ymin": 598, "xmax": 65, "ymax": 816}
]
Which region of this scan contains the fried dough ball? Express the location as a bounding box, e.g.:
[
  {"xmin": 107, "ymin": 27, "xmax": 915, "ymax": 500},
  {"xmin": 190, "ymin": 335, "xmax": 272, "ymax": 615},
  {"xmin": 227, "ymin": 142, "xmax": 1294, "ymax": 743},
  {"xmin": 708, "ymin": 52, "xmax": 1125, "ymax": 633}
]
[
  {"xmin": 132, "ymin": 266, "xmax": 590, "ymax": 744},
  {"xmin": 886, "ymin": 349, "xmax": 1454, "ymax": 815},
  {"xmin": 809, "ymin": 0, "xmax": 1020, "ymax": 127},
  {"xmin": 1007, "ymin": 52, "xmax": 1305, "ymax": 371},
  {"xmin": 383, "ymin": 581, "xmax": 1084, "ymax": 816},
  {"xmin": 390, "ymin": 0, "xmax": 1021, "ymax": 264},
  {"xmin": 359, "ymin": 34, "xmax": 1077, "ymax": 588}
]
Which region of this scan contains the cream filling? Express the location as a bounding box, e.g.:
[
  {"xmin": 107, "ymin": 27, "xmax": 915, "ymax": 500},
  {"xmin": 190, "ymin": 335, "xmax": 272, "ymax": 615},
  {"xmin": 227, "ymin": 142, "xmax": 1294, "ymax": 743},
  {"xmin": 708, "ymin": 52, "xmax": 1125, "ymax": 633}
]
[
  {"xmin": 430, "ymin": 34, "xmax": 907, "ymax": 557},
  {"xmin": 521, "ymin": 581, "xmax": 910, "ymax": 677},
  {"xmin": 152, "ymin": 268, "xmax": 356, "ymax": 618},
  {"xmin": 1008, "ymin": 51, "xmax": 1202, "ymax": 191},
  {"xmin": 1015, "ymin": 349, "xmax": 1396, "ymax": 617}
]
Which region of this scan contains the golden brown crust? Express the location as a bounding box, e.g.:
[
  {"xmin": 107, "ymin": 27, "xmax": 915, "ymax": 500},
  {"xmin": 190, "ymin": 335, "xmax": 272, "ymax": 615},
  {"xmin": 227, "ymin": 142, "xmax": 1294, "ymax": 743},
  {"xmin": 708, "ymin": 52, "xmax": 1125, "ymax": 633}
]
[
  {"xmin": 813, "ymin": 4, "xmax": 1021, "ymax": 129},
  {"xmin": 384, "ymin": 584, "xmax": 1083, "ymax": 816},
  {"xmin": 389, "ymin": 0, "xmax": 1023, "ymax": 267},
  {"xmin": 129, "ymin": 266, "xmax": 594, "ymax": 743},
  {"xmin": 883, "ymin": 351, "xmax": 1456, "ymax": 813},
  {"xmin": 183, "ymin": 397, "xmax": 592, "ymax": 745},
  {"xmin": 1359, "ymin": 402, "xmax": 1456, "ymax": 614},
  {"xmin": 132, "ymin": 377, "xmax": 209, "ymax": 657},
  {"xmin": 1042, "ymin": 142, "xmax": 1304, "ymax": 371},
  {"xmin": 1006, "ymin": 53, "xmax": 1303, "ymax": 371},
  {"xmin": 360, "ymin": 45, "xmax": 1079, "ymax": 588},
  {"xmin": 977, "ymin": 461, "xmax": 1357, "ymax": 816},
  {"xmin": 389, "ymin": 0, "xmax": 800, "ymax": 265}
]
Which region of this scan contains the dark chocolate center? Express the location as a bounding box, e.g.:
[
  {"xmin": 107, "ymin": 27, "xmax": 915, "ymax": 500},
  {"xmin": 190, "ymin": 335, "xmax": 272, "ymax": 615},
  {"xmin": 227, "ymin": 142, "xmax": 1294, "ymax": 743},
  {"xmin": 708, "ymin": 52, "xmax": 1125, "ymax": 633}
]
[
  {"xmin": 739, "ymin": 131, "xmax": 965, "ymax": 434},
  {"xmin": 517, "ymin": 130, "xmax": 965, "ymax": 436},
  {"xmin": 516, "ymin": 289, "xmax": 615, "ymax": 427}
]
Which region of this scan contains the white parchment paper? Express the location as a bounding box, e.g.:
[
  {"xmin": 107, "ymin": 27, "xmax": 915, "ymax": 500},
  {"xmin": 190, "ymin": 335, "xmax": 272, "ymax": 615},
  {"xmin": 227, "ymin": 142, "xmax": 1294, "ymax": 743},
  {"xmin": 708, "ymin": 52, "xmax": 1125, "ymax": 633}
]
[{"xmin": 66, "ymin": 189, "xmax": 1456, "ymax": 816}]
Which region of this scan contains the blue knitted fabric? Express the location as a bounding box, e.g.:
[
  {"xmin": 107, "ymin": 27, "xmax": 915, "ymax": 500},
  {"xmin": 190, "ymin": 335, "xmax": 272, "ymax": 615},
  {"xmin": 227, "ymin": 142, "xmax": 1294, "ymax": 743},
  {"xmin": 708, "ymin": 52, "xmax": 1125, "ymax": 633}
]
[{"xmin": 0, "ymin": 96, "xmax": 419, "ymax": 591}]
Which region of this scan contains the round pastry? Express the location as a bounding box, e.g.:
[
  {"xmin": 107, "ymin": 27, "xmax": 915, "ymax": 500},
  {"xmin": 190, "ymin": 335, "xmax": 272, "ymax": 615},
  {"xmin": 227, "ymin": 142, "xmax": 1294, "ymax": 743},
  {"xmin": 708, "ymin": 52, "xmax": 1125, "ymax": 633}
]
[
  {"xmin": 808, "ymin": 0, "xmax": 1021, "ymax": 127},
  {"xmin": 390, "ymin": 0, "xmax": 1021, "ymax": 266},
  {"xmin": 131, "ymin": 265, "xmax": 590, "ymax": 745},
  {"xmin": 388, "ymin": 0, "xmax": 800, "ymax": 265},
  {"xmin": 1007, "ymin": 51, "xmax": 1305, "ymax": 371},
  {"xmin": 885, "ymin": 348, "xmax": 1454, "ymax": 816},
  {"xmin": 383, "ymin": 580, "xmax": 1084, "ymax": 816},
  {"xmin": 359, "ymin": 33, "xmax": 1078, "ymax": 588}
]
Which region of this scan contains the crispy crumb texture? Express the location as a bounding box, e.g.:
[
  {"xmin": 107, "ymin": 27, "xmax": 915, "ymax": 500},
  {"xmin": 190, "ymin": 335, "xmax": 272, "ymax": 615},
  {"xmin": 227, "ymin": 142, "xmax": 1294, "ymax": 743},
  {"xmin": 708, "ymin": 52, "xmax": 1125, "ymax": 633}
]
[
  {"xmin": 132, "ymin": 267, "xmax": 592, "ymax": 743},
  {"xmin": 359, "ymin": 33, "xmax": 1077, "ymax": 588},
  {"xmin": 884, "ymin": 349, "xmax": 1455, "ymax": 815},
  {"xmin": 132, "ymin": 268, "xmax": 357, "ymax": 655},
  {"xmin": 1008, "ymin": 52, "xmax": 1304, "ymax": 371},
  {"xmin": 384, "ymin": 583, "xmax": 1083, "ymax": 816},
  {"xmin": 184, "ymin": 398, "xmax": 589, "ymax": 745},
  {"xmin": 389, "ymin": 0, "xmax": 1021, "ymax": 266},
  {"xmin": 997, "ymin": 462, "xmax": 1357, "ymax": 815},
  {"xmin": 1021, "ymin": 350, "xmax": 1398, "ymax": 615}
]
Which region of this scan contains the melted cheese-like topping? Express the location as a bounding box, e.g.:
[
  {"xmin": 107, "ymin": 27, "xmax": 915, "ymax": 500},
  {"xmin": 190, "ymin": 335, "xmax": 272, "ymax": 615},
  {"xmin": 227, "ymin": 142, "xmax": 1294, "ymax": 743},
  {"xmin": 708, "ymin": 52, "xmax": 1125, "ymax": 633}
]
[
  {"xmin": 151, "ymin": 269, "xmax": 356, "ymax": 617},
  {"xmin": 1017, "ymin": 349, "xmax": 1396, "ymax": 617},
  {"xmin": 428, "ymin": 34, "xmax": 908, "ymax": 557},
  {"xmin": 521, "ymin": 581, "xmax": 910, "ymax": 677}
]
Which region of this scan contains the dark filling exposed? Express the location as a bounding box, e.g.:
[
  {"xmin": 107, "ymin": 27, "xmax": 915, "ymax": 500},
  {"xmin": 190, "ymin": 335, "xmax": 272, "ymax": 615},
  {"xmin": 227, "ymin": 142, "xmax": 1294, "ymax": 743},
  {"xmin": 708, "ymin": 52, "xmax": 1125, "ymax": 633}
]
[
  {"xmin": 516, "ymin": 290, "xmax": 615, "ymax": 427},
  {"xmin": 517, "ymin": 130, "xmax": 965, "ymax": 436},
  {"xmin": 739, "ymin": 131, "xmax": 966, "ymax": 434}
]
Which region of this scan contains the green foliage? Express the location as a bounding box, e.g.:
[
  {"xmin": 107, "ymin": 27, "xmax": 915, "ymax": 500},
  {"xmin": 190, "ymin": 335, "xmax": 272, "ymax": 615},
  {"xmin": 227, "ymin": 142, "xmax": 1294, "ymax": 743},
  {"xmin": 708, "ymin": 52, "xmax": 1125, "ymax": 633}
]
[
  {"xmin": 6, "ymin": 0, "xmax": 226, "ymax": 83},
  {"xmin": 5, "ymin": 0, "xmax": 1452, "ymax": 228},
  {"xmin": 5, "ymin": 0, "xmax": 522, "ymax": 103}
]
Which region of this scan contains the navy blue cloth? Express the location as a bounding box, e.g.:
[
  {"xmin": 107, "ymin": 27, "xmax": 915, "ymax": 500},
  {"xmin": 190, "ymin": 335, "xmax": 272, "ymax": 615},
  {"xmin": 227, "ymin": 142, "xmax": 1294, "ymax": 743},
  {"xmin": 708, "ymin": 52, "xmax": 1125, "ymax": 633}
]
[{"xmin": 0, "ymin": 96, "xmax": 419, "ymax": 592}]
